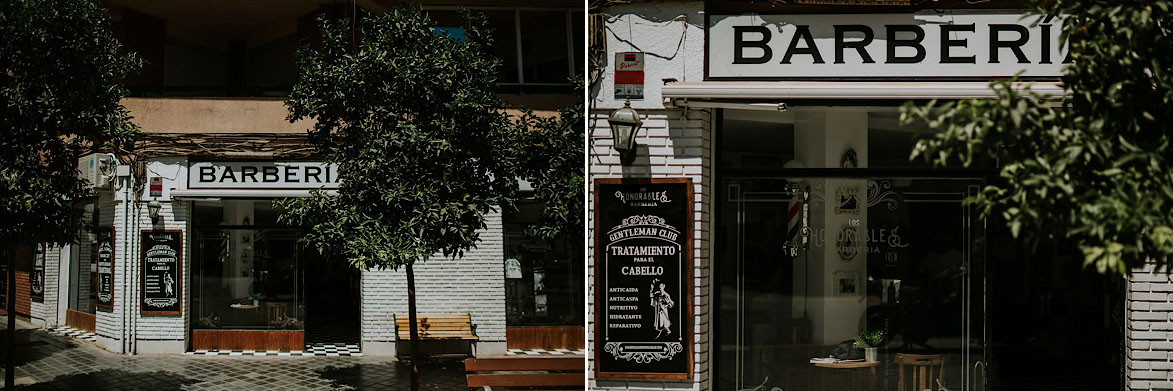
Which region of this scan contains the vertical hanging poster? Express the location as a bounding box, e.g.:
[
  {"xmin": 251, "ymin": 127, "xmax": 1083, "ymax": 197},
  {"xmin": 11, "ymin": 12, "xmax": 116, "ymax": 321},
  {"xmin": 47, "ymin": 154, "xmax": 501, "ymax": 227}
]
[
  {"xmin": 95, "ymin": 227, "xmax": 115, "ymax": 312},
  {"xmin": 595, "ymin": 178, "xmax": 692, "ymax": 380},
  {"xmin": 141, "ymin": 230, "xmax": 182, "ymax": 315},
  {"xmin": 31, "ymin": 243, "xmax": 45, "ymax": 302}
]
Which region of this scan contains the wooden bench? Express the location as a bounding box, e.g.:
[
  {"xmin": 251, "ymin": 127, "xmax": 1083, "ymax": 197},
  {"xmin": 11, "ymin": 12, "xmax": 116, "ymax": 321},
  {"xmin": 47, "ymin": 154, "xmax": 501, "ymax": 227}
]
[
  {"xmin": 393, "ymin": 313, "xmax": 478, "ymax": 358},
  {"xmin": 465, "ymin": 356, "xmax": 584, "ymax": 391}
]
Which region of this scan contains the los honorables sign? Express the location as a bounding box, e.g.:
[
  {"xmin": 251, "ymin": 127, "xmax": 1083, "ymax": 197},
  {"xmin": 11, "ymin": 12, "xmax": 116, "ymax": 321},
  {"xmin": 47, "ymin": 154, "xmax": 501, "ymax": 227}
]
[
  {"xmin": 95, "ymin": 227, "xmax": 115, "ymax": 312},
  {"xmin": 141, "ymin": 230, "xmax": 182, "ymax": 315},
  {"xmin": 595, "ymin": 178, "xmax": 692, "ymax": 379}
]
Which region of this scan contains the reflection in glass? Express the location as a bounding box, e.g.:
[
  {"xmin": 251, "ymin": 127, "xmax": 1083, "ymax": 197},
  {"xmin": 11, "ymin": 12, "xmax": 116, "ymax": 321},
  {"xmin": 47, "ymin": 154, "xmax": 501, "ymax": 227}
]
[
  {"xmin": 191, "ymin": 201, "xmax": 302, "ymax": 330},
  {"xmin": 717, "ymin": 177, "xmax": 983, "ymax": 391}
]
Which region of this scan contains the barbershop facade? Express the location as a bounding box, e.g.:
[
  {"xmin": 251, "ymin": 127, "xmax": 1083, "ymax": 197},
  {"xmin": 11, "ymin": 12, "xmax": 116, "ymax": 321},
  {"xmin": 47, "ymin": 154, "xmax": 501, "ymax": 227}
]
[
  {"xmin": 590, "ymin": 1, "xmax": 1134, "ymax": 390},
  {"xmin": 18, "ymin": 0, "xmax": 584, "ymax": 357}
]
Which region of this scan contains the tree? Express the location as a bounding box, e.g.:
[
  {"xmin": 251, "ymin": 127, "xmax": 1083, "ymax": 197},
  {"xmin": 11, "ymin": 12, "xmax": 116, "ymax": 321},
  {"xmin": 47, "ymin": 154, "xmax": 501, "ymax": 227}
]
[
  {"xmin": 902, "ymin": 1, "xmax": 1172, "ymax": 275},
  {"xmin": 515, "ymin": 79, "xmax": 585, "ymax": 243},
  {"xmin": 0, "ymin": 0, "xmax": 140, "ymax": 388},
  {"xmin": 277, "ymin": 6, "xmax": 521, "ymax": 390}
]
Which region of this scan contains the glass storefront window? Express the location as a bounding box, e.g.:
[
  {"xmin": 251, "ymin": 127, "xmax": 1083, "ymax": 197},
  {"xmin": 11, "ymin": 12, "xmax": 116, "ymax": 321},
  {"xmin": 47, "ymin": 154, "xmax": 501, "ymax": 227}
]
[
  {"xmin": 504, "ymin": 199, "xmax": 584, "ymax": 327},
  {"xmin": 191, "ymin": 200, "xmax": 302, "ymax": 330},
  {"xmin": 716, "ymin": 108, "xmax": 987, "ymax": 390},
  {"xmin": 717, "ymin": 177, "xmax": 984, "ymax": 391}
]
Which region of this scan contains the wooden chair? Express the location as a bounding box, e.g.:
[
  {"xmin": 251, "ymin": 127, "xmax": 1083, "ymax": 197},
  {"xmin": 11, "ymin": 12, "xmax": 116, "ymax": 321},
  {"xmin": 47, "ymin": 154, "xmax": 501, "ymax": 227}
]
[
  {"xmin": 465, "ymin": 356, "xmax": 584, "ymax": 391},
  {"xmin": 265, "ymin": 302, "xmax": 286, "ymax": 326},
  {"xmin": 894, "ymin": 353, "xmax": 944, "ymax": 391}
]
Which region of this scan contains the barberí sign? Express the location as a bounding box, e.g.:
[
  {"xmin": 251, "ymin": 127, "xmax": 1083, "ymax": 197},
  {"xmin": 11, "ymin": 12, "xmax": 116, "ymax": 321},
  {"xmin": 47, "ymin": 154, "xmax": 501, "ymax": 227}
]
[
  {"xmin": 188, "ymin": 161, "xmax": 340, "ymax": 189},
  {"xmin": 708, "ymin": 11, "xmax": 1068, "ymax": 79},
  {"xmin": 595, "ymin": 178, "xmax": 692, "ymax": 380}
]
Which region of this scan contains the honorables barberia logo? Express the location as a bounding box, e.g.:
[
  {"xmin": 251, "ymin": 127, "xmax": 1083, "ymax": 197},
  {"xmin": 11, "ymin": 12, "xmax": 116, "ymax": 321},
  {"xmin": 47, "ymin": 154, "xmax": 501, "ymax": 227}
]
[{"xmin": 603, "ymin": 214, "xmax": 685, "ymax": 364}]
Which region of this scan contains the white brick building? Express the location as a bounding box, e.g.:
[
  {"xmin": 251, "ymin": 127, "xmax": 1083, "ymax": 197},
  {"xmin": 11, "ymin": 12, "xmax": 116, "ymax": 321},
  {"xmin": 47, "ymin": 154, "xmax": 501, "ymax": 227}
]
[
  {"xmin": 589, "ymin": 1, "xmax": 1133, "ymax": 390},
  {"xmin": 22, "ymin": 0, "xmax": 585, "ymax": 358}
]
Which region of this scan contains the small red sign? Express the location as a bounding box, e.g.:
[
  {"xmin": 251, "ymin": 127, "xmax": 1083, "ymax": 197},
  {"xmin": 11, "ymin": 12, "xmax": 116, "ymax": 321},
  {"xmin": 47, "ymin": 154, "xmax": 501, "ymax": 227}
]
[
  {"xmin": 149, "ymin": 177, "xmax": 162, "ymax": 197},
  {"xmin": 614, "ymin": 71, "xmax": 644, "ymax": 85}
]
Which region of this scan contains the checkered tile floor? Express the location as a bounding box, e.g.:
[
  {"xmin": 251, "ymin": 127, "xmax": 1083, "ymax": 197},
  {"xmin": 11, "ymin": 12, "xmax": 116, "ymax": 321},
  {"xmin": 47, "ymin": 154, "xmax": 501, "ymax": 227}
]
[
  {"xmin": 186, "ymin": 342, "xmax": 362, "ymax": 357},
  {"xmin": 49, "ymin": 326, "xmax": 99, "ymax": 343},
  {"xmin": 505, "ymin": 348, "xmax": 585, "ymax": 356}
]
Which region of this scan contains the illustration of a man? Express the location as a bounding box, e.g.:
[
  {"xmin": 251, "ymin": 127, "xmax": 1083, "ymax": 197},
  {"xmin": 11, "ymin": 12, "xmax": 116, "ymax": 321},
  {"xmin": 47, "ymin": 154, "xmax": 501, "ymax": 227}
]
[
  {"xmin": 164, "ymin": 272, "xmax": 175, "ymax": 297},
  {"xmin": 651, "ymin": 278, "xmax": 674, "ymax": 339}
]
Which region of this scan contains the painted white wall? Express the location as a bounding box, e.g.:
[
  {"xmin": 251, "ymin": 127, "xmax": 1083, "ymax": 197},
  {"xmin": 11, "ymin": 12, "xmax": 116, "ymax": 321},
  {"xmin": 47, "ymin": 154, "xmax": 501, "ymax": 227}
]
[{"xmin": 593, "ymin": 1, "xmax": 705, "ymax": 111}]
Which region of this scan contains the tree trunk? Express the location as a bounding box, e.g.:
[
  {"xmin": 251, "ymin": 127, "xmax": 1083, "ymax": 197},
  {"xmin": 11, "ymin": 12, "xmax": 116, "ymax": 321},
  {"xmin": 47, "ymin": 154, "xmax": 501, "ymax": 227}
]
[
  {"xmin": 406, "ymin": 262, "xmax": 420, "ymax": 391},
  {"xmin": 6, "ymin": 249, "xmax": 15, "ymax": 391}
]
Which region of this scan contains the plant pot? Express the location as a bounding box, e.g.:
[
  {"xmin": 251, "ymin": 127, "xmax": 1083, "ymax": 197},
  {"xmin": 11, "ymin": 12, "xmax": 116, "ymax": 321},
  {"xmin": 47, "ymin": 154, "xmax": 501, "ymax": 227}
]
[{"xmin": 865, "ymin": 347, "xmax": 878, "ymax": 362}]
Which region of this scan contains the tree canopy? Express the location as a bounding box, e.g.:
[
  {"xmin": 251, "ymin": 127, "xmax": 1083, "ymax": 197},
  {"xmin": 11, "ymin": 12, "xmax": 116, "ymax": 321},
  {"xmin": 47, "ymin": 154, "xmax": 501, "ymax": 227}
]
[
  {"xmin": 515, "ymin": 81, "xmax": 584, "ymax": 242},
  {"xmin": 902, "ymin": 1, "xmax": 1172, "ymax": 275},
  {"xmin": 278, "ymin": 6, "xmax": 524, "ymax": 270},
  {"xmin": 0, "ymin": 0, "xmax": 140, "ymax": 246}
]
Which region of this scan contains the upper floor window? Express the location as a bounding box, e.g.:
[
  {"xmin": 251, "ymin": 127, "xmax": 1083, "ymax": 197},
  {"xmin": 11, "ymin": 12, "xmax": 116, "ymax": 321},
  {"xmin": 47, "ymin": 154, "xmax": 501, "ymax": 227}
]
[{"xmin": 427, "ymin": 7, "xmax": 583, "ymax": 94}]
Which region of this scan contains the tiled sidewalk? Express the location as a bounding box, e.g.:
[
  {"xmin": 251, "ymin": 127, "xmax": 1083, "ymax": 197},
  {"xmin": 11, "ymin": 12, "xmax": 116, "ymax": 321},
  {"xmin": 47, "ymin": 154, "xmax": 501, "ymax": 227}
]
[{"xmin": 1, "ymin": 317, "xmax": 467, "ymax": 390}]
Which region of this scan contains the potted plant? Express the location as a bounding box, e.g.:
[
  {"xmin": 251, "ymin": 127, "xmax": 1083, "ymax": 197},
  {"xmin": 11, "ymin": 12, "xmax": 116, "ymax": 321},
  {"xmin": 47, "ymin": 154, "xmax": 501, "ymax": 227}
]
[
  {"xmin": 248, "ymin": 292, "xmax": 263, "ymax": 306},
  {"xmin": 853, "ymin": 329, "xmax": 887, "ymax": 362}
]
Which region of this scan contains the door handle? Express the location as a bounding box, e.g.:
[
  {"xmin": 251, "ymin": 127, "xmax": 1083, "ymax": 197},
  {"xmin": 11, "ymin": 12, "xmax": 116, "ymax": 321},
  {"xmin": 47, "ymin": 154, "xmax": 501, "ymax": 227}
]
[{"xmin": 971, "ymin": 361, "xmax": 986, "ymax": 391}]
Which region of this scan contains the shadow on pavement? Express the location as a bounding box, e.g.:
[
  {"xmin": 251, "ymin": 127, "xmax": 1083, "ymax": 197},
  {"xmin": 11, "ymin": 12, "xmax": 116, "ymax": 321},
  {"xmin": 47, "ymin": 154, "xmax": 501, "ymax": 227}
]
[
  {"xmin": 0, "ymin": 329, "xmax": 78, "ymax": 367},
  {"xmin": 16, "ymin": 369, "xmax": 201, "ymax": 391},
  {"xmin": 316, "ymin": 359, "xmax": 467, "ymax": 390}
]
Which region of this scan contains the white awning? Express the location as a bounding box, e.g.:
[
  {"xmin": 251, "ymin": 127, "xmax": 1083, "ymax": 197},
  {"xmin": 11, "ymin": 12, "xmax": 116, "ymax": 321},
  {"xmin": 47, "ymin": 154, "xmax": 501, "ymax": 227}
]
[
  {"xmin": 661, "ymin": 81, "xmax": 1067, "ymax": 101},
  {"xmin": 170, "ymin": 189, "xmax": 337, "ymax": 199}
]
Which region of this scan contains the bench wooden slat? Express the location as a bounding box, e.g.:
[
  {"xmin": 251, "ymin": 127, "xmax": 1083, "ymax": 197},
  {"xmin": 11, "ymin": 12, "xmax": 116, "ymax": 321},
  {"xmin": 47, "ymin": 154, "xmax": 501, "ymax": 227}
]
[
  {"xmin": 465, "ymin": 357, "xmax": 584, "ymax": 372},
  {"xmin": 466, "ymin": 374, "xmax": 584, "ymax": 387}
]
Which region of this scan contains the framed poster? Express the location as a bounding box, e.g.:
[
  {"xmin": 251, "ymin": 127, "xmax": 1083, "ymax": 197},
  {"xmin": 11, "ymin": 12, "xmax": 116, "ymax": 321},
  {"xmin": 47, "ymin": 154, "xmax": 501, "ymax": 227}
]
[
  {"xmin": 95, "ymin": 226, "xmax": 115, "ymax": 312},
  {"xmin": 595, "ymin": 178, "xmax": 693, "ymax": 380},
  {"xmin": 141, "ymin": 230, "xmax": 182, "ymax": 316},
  {"xmin": 31, "ymin": 243, "xmax": 45, "ymax": 302}
]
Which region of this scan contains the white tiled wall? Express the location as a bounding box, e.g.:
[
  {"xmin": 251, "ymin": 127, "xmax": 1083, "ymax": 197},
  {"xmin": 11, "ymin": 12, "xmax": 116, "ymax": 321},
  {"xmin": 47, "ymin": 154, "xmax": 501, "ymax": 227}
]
[
  {"xmin": 1128, "ymin": 263, "xmax": 1173, "ymax": 390},
  {"xmin": 588, "ymin": 108, "xmax": 713, "ymax": 391},
  {"xmin": 361, "ymin": 212, "xmax": 507, "ymax": 355}
]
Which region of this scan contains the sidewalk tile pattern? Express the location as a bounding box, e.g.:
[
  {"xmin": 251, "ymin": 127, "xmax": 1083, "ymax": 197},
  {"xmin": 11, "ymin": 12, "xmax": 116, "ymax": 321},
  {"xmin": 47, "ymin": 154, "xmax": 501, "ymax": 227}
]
[
  {"xmin": 185, "ymin": 343, "xmax": 362, "ymax": 357},
  {"xmin": 48, "ymin": 327, "xmax": 98, "ymax": 343},
  {"xmin": 506, "ymin": 348, "xmax": 585, "ymax": 356}
]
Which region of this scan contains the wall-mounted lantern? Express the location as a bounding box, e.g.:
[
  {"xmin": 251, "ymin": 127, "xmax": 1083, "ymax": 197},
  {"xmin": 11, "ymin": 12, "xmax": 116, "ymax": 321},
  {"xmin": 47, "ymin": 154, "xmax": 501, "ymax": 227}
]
[
  {"xmin": 608, "ymin": 100, "xmax": 643, "ymax": 165},
  {"xmin": 148, "ymin": 200, "xmax": 161, "ymax": 223}
]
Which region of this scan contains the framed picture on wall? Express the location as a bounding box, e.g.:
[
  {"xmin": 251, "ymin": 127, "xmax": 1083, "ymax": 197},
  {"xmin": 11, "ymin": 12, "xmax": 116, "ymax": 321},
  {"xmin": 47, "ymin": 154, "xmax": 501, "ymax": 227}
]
[{"xmin": 834, "ymin": 271, "xmax": 859, "ymax": 297}]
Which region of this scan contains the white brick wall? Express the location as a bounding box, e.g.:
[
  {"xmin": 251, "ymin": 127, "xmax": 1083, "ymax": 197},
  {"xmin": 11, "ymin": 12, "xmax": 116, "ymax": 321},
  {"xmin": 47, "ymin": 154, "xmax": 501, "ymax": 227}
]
[
  {"xmin": 361, "ymin": 212, "xmax": 507, "ymax": 347},
  {"xmin": 1128, "ymin": 263, "xmax": 1173, "ymax": 390},
  {"xmin": 133, "ymin": 201, "xmax": 190, "ymax": 342},
  {"xmin": 589, "ymin": 108, "xmax": 712, "ymax": 391},
  {"xmin": 29, "ymin": 243, "xmax": 60, "ymax": 327},
  {"xmin": 95, "ymin": 192, "xmax": 125, "ymax": 352}
]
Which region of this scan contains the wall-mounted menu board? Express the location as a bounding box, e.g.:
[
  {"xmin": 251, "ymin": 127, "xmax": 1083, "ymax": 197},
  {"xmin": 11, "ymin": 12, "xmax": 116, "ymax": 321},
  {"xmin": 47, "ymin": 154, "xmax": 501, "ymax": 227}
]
[
  {"xmin": 141, "ymin": 230, "xmax": 182, "ymax": 316},
  {"xmin": 31, "ymin": 243, "xmax": 45, "ymax": 302},
  {"xmin": 594, "ymin": 178, "xmax": 693, "ymax": 380},
  {"xmin": 95, "ymin": 227, "xmax": 115, "ymax": 312}
]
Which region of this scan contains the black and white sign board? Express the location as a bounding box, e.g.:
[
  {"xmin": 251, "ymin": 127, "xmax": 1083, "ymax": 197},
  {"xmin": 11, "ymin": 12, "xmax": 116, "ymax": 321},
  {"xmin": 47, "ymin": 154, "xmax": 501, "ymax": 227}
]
[
  {"xmin": 95, "ymin": 227, "xmax": 115, "ymax": 312},
  {"xmin": 31, "ymin": 243, "xmax": 45, "ymax": 302},
  {"xmin": 708, "ymin": 11, "xmax": 1067, "ymax": 79},
  {"xmin": 595, "ymin": 178, "xmax": 692, "ymax": 380},
  {"xmin": 188, "ymin": 161, "xmax": 340, "ymax": 189},
  {"xmin": 141, "ymin": 230, "xmax": 182, "ymax": 316}
]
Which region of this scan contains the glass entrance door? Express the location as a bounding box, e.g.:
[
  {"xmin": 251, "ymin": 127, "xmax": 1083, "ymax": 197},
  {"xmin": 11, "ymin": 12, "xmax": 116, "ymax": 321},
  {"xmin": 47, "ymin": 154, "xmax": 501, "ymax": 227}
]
[{"xmin": 717, "ymin": 176, "xmax": 985, "ymax": 391}]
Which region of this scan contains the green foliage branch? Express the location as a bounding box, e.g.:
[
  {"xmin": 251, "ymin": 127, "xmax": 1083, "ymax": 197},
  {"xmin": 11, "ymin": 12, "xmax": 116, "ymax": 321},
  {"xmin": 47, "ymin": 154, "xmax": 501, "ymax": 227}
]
[
  {"xmin": 278, "ymin": 5, "xmax": 523, "ymax": 270},
  {"xmin": 513, "ymin": 79, "xmax": 584, "ymax": 242},
  {"xmin": 902, "ymin": 1, "xmax": 1172, "ymax": 275},
  {"xmin": 0, "ymin": 0, "xmax": 141, "ymax": 246}
]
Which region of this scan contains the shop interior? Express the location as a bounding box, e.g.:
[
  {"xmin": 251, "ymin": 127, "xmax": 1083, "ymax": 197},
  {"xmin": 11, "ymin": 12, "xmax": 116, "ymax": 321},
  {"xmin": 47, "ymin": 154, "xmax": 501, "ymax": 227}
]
[{"xmin": 714, "ymin": 107, "xmax": 1121, "ymax": 391}]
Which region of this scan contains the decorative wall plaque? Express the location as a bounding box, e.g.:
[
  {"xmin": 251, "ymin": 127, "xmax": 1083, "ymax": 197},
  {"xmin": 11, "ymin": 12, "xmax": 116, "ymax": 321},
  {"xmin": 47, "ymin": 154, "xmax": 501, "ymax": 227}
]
[
  {"xmin": 95, "ymin": 227, "xmax": 115, "ymax": 312},
  {"xmin": 141, "ymin": 230, "xmax": 182, "ymax": 316},
  {"xmin": 595, "ymin": 178, "xmax": 692, "ymax": 380}
]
